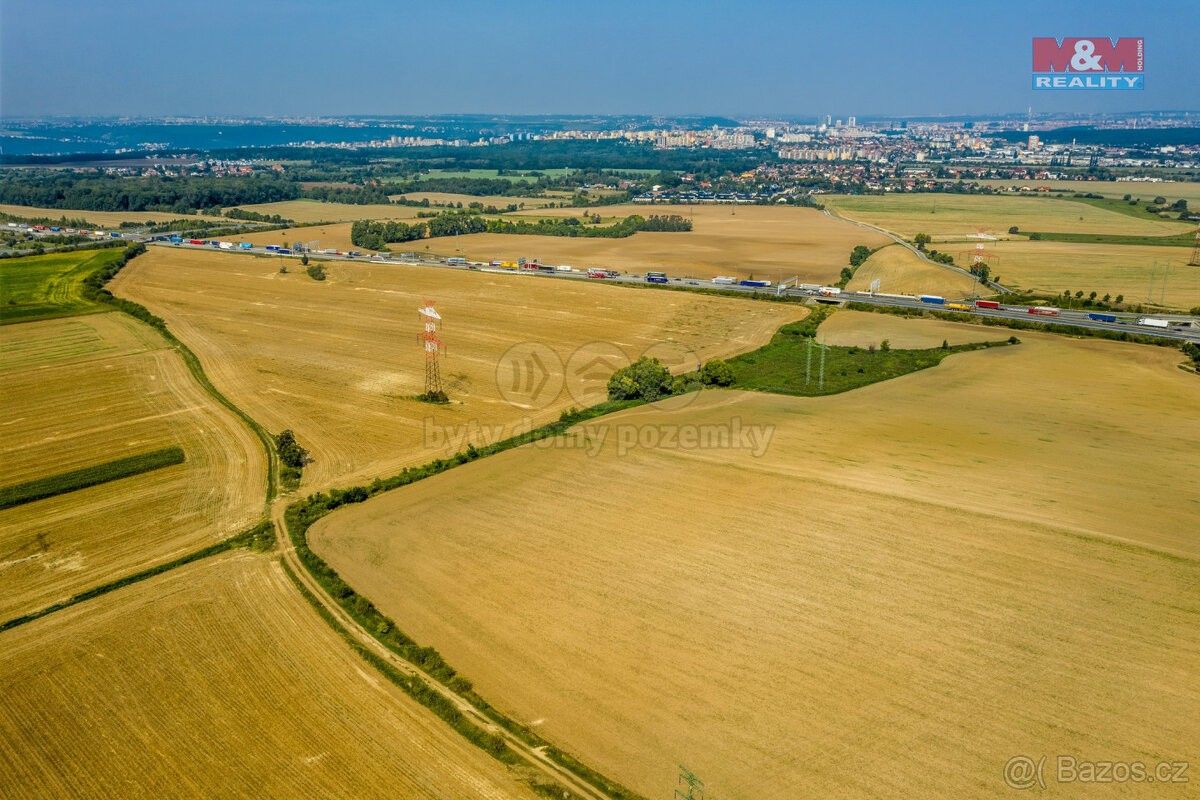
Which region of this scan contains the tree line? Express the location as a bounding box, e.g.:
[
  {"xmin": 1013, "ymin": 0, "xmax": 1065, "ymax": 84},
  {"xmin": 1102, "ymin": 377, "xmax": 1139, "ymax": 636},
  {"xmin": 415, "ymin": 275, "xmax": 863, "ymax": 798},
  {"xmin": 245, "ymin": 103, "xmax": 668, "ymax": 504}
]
[
  {"xmin": 0, "ymin": 173, "xmax": 299, "ymax": 213},
  {"xmin": 351, "ymin": 213, "xmax": 691, "ymax": 249}
]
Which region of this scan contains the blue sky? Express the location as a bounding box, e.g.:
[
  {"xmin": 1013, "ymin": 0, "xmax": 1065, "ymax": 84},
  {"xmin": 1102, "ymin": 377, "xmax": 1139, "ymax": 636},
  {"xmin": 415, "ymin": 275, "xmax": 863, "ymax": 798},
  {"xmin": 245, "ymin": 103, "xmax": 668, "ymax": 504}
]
[{"xmin": 2, "ymin": 0, "xmax": 1195, "ymax": 118}]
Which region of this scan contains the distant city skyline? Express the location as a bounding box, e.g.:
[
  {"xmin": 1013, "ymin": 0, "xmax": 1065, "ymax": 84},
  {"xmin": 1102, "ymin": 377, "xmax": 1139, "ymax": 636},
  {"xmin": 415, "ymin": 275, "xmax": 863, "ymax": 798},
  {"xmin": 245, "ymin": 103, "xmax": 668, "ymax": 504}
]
[{"xmin": 2, "ymin": 0, "xmax": 1196, "ymax": 119}]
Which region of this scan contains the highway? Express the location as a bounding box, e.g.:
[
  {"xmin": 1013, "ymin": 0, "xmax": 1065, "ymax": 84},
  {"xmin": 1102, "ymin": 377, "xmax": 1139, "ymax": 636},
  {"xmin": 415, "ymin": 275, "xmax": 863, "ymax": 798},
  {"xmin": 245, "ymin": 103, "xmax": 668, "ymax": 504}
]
[{"xmin": 150, "ymin": 239, "xmax": 1200, "ymax": 344}]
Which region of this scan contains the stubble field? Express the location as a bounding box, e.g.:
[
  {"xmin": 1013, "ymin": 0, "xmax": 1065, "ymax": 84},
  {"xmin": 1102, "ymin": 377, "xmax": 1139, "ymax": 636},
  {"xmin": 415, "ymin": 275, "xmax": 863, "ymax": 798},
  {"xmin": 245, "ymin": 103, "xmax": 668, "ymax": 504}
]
[
  {"xmin": 227, "ymin": 199, "xmax": 430, "ymax": 223},
  {"xmin": 824, "ymin": 193, "xmax": 1192, "ymax": 239},
  {"xmin": 0, "ymin": 312, "xmax": 265, "ymax": 621},
  {"xmin": 311, "ymin": 319, "xmax": 1200, "ymax": 798},
  {"xmin": 110, "ymin": 247, "xmax": 802, "ymax": 490},
  {"xmin": 0, "ymin": 552, "xmax": 542, "ymax": 799},
  {"xmin": 414, "ymin": 204, "xmax": 890, "ymax": 282},
  {"xmin": 0, "ymin": 204, "xmax": 205, "ymax": 226},
  {"xmin": 986, "ymin": 239, "xmax": 1200, "ymax": 307},
  {"xmin": 845, "ymin": 243, "xmax": 983, "ymax": 298},
  {"xmin": 238, "ymin": 222, "xmax": 358, "ymax": 252}
]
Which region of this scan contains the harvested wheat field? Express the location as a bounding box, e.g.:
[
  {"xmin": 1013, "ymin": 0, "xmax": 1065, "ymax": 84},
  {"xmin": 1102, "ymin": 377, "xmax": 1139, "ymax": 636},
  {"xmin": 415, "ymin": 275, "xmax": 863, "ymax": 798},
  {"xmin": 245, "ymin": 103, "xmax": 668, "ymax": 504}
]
[
  {"xmin": 239, "ymin": 222, "xmax": 358, "ymax": 253},
  {"xmin": 312, "ymin": 327, "xmax": 1200, "ymax": 799},
  {"xmin": 0, "ymin": 313, "xmax": 264, "ymax": 621},
  {"xmin": 825, "ymin": 193, "xmax": 1192, "ymax": 240},
  {"xmin": 817, "ymin": 308, "xmax": 1000, "ymax": 349},
  {"xmin": 0, "ymin": 204, "xmax": 205, "ymax": 226},
  {"xmin": 845, "ymin": 243, "xmax": 983, "ymax": 298},
  {"xmin": 986, "ymin": 239, "xmax": 1200, "ymax": 309},
  {"xmin": 416, "ymin": 204, "xmax": 889, "ymax": 282},
  {"xmin": 227, "ymin": 199, "xmax": 429, "ymax": 223},
  {"xmin": 0, "ymin": 552, "xmax": 542, "ymax": 800},
  {"xmin": 111, "ymin": 247, "xmax": 802, "ymax": 490}
]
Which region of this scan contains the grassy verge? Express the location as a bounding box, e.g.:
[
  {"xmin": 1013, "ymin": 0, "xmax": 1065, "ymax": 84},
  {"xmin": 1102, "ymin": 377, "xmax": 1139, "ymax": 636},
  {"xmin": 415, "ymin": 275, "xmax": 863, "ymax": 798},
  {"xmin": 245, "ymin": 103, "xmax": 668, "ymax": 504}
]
[
  {"xmin": 0, "ymin": 520, "xmax": 273, "ymax": 633},
  {"xmin": 82, "ymin": 243, "xmax": 280, "ymax": 499},
  {"xmin": 725, "ymin": 306, "xmax": 1015, "ymax": 396},
  {"xmin": 1020, "ymin": 230, "xmax": 1195, "ymax": 247},
  {"xmin": 0, "ymin": 446, "xmax": 185, "ymax": 510},
  {"xmin": 284, "ymin": 403, "xmax": 648, "ymax": 800}
]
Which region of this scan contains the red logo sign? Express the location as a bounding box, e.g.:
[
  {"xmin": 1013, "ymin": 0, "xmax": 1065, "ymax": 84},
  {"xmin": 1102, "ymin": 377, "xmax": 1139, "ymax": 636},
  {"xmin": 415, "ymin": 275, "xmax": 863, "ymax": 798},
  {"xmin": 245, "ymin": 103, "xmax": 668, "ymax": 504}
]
[{"xmin": 1032, "ymin": 38, "xmax": 1144, "ymax": 73}]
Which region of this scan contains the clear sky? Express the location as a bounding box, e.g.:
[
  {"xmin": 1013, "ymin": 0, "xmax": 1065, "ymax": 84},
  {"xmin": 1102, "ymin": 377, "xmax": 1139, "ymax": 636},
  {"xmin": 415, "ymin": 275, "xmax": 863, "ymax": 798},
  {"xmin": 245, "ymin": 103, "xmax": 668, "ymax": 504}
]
[{"xmin": 1, "ymin": 0, "xmax": 1196, "ymax": 119}]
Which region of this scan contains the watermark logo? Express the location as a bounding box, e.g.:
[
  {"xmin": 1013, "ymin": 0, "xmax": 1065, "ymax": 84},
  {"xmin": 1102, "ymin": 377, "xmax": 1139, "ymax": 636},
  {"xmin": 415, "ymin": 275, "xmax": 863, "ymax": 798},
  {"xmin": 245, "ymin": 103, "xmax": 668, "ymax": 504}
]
[
  {"xmin": 1003, "ymin": 755, "xmax": 1188, "ymax": 790},
  {"xmin": 495, "ymin": 339, "xmax": 700, "ymax": 411},
  {"xmin": 1032, "ymin": 37, "xmax": 1144, "ymax": 90},
  {"xmin": 421, "ymin": 415, "xmax": 775, "ymax": 458}
]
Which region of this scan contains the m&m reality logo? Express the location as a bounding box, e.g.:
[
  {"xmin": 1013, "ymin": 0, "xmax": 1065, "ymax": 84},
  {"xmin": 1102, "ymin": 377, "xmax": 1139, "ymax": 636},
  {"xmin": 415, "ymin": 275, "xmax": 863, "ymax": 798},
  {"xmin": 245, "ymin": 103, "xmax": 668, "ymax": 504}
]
[{"xmin": 1032, "ymin": 37, "xmax": 1144, "ymax": 90}]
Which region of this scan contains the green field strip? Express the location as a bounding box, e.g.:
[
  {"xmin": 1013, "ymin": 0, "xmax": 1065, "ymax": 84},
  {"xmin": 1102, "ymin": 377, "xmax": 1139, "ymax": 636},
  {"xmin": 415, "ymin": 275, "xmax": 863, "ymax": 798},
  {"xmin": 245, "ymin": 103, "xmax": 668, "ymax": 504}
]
[{"xmin": 0, "ymin": 446, "xmax": 186, "ymax": 510}]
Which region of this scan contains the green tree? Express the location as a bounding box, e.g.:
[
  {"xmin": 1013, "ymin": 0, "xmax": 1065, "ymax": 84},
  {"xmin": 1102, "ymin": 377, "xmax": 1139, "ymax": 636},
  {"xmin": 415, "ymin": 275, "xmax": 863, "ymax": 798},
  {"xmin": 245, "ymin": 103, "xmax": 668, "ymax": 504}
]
[
  {"xmin": 1115, "ymin": 294, "xmax": 1124, "ymax": 305},
  {"xmin": 699, "ymin": 359, "xmax": 735, "ymax": 387},
  {"xmin": 849, "ymin": 244, "xmax": 872, "ymax": 267},
  {"xmin": 607, "ymin": 357, "xmax": 673, "ymax": 401},
  {"xmin": 913, "ymin": 233, "xmax": 931, "ymax": 251}
]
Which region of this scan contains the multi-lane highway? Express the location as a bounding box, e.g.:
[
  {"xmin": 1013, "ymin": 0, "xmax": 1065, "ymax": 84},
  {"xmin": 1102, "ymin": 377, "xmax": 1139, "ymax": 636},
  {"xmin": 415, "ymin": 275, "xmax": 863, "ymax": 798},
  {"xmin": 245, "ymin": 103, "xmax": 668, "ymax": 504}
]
[{"xmin": 150, "ymin": 239, "xmax": 1200, "ymax": 344}]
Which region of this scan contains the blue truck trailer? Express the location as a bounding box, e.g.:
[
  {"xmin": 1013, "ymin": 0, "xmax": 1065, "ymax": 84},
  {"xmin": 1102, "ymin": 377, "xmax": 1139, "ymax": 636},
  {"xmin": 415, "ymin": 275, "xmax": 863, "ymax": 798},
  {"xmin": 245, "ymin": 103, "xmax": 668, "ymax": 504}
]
[{"xmin": 919, "ymin": 295, "xmax": 946, "ymax": 305}]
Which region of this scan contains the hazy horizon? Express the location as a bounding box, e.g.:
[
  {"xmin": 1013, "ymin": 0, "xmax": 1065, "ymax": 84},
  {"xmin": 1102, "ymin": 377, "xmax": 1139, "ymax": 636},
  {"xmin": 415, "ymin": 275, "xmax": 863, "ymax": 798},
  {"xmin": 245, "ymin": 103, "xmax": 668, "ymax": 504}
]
[{"xmin": 3, "ymin": 0, "xmax": 1196, "ymax": 119}]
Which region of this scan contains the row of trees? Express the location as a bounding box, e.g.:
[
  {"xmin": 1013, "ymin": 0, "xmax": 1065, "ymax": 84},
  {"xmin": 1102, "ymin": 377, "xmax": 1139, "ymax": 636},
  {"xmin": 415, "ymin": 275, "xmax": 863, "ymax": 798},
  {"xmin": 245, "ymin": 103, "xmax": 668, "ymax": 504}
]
[
  {"xmin": 351, "ymin": 213, "xmax": 692, "ymax": 249},
  {"xmin": 0, "ymin": 173, "xmax": 299, "ymax": 213}
]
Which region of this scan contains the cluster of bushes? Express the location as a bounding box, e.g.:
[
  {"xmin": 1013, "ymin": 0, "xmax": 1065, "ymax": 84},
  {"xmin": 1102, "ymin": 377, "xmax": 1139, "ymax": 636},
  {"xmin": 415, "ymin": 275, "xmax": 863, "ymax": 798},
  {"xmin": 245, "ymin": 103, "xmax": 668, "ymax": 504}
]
[
  {"xmin": 224, "ymin": 208, "xmax": 292, "ymax": 224},
  {"xmin": 486, "ymin": 213, "xmax": 691, "ymax": 239},
  {"xmin": 350, "ymin": 215, "xmax": 490, "ymax": 249},
  {"xmin": 275, "ymin": 429, "xmax": 310, "ymax": 489},
  {"xmin": 837, "ymin": 244, "xmax": 873, "ymax": 287},
  {"xmin": 392, "ymin": 176, "xmax": 537, "ymax": 196},
  {"xmin": 302, "ymin": 185, "xmax": 393, "ymax": 205}
]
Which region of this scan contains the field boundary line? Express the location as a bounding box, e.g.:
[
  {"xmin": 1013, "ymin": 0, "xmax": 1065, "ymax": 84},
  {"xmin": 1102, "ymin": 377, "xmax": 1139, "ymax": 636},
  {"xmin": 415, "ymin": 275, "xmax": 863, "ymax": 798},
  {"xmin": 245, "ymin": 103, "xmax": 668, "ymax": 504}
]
[
  {"xmin": 0, "ymin": 521, "xmax": 273, "ymax": 633},
  {"xmin": 0, "ymin": 446, "xmax": 185, "ymax": 510},
  {"xmin": 276, "ymin": 404, "xmax": 651, "ymax": 800},
  {"xmin": 86, "ymin": 243, "xmax": 281, "ymax": 500}
]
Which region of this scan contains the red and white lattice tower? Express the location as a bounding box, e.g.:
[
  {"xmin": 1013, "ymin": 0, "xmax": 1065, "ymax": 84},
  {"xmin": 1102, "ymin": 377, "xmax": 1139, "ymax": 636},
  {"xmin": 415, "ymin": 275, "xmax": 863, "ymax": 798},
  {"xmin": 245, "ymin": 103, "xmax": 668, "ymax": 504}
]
[
  {"xmin": 417, "ymin": 301, "xmax": 444, "ymax": 397},
  {"xmin": 1189, "ymin": 226, "xmax": 1200, "ymax": 267}
]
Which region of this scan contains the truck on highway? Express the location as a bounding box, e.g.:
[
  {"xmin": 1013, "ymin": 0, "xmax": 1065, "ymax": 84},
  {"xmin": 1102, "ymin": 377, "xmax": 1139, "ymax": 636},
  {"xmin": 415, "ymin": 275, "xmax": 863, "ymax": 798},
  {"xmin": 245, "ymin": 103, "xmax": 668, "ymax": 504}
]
[
  {"xmin": 918, "ymin": 295, "xmax": 946, "ymax": 305},
  {"xmin": 239, "ymin": 242, "xmax": 254, "ymax": 250},
  {"xmin": 218, "ymin": 241, "xmax": 234, "ymax": 250},
  {"xmin": 586, "ymin": 268, "xmax": 609, "ymax": 279},
  {"xmin": 974, "ymin": 299, "xmax": 1001, "ymax": 310},
  {"xmin": 264, "ymin": 245, "xmax": 281, "ymax": 252},
  {"xmin": 711, "ymin": 276, "xmax": 736, "ymax": 285},
  {"xmin": 946, "ymin": 302, "xmax": 971, "ymax": 311},
  {"xmin": 321, "ymin": 248, "xmax": 338, "ymax": 254},
  {"xmin": 817, "ymin": 286, "xmax": 842, "ymax": 297},
  {"xmin": 739, "ymin": 279, "xmax": 772, "ymax": 288},
  {"xmin": 447, "ymin": 257, "xmax": 467, "ymax": 265},
  {"xmin": 169, "ymin": 236, "xmax": 183, "ymax": 245},
  {"xmin": 1087, "ymin": 312, "xmax": 1118, "ymax": 323},
  {"xmin": 1137, "ymin": 317, "xmax": 1170, "ymax": 329},
  {"xmin": 646, "ymin": 271, "xmax": 669, "ymax": 284},
  {"xmin": 188, "ymin": 239, "xmax": 206, "ymax": 245},
  {"xmin": 1028, "ymin": 307, "xmax": 1060, "ymax": 317}
]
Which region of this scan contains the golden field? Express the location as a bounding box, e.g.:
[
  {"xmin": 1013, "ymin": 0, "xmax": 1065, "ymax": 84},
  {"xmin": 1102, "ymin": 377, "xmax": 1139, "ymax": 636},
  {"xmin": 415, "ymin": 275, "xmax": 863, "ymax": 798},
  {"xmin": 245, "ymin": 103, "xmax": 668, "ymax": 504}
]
[
  {"xmin": 311, "ymin": 319, "xmax": 1200, "ymax": 798},
  {"xmin": 824, "ymin": 193, "xmax": 1192, "ymax": 239},
  {"xmin": 238, "ymin": 222, "xmax": 358, "ymax": 252},
  {"xmin": 110, "ymin": 247, "xmax": 802, "ymax": 490},
  {"xmin": 0, "ymin": 203, "xmax": 204, "ymax": 226},
  {"xmin": 416, "ymin": 203, "xmax": 890, "ymax": 282},
  {"xmin": 0, "ymin": 552, "xmax": 541, "ymax": 799},
  {"xmin": 846, "ymin": 243, "xmax": 983, "ymax": 299},
  {"xmin": 977, "ymin": 179, "xmax": 1200, "ymax": 204},
  {"xmin": 817, "ymin": 308, "xmax": 1000, "ymax": 349},
  {"xmin": 986, "ymin": 239, "xmax": 1200, "ymax": 308},
  {"xmin": 227, "ymin": 198, "xmax": 429, "ymax": 223},
  {"xmin": 0, "ymin": 313, "xmax": 265, "ymax": 621}
]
